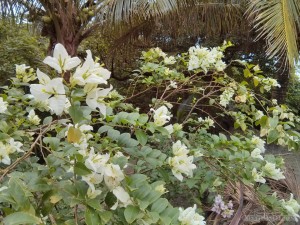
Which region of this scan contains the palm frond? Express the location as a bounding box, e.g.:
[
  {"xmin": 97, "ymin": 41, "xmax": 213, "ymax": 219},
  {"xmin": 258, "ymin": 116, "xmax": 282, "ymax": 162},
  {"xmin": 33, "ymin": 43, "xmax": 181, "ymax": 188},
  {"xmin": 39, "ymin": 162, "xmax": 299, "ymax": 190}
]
[{"xmin": 247, "ymin": 0, "xmax": 300, "ymax": 69}]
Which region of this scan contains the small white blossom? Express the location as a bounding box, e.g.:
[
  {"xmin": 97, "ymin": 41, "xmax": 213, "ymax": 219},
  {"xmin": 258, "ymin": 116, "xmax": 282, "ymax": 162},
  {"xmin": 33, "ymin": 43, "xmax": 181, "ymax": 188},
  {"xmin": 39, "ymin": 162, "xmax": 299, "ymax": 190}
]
[
  {"xmin": 86, "ymin": 85, "xmax": 113, "ymax": 116},
  {"xmin": 27, "ymin": 109, "xmax": 41, "ymax": 125},
  {"xmin": 263, "ymin": 162, "xmax": 285, "ymax": 180},
  {"xmin": 43, "ymin": 43, "xmax": 81, "ymax": 73},
  {"xmin": 252, "ymin": 168, "xmax": 266, "ymax": 183},
  {"xmin": 104, "ymin": 163, "xmax": 125, "ymax": 190},
  {"xmin": 251, "ymin": 136, "xmax": 265, "ymax": 153},
  {"xmin": 178, "ymin": 204, "xmax": 206, "ymax": 225},
  {"xmin": 111, "ymin": 186, "xmax": 133, "ymax": 210},
  {"xmin": 164, "ymin": 56, "xmax": 176, "ymax": 65},
  {"xmin": 281, "ymin": 194, "xmax": 300, "ymax": 221},
  {"xmin": 71, "ymin": 50, "xmax": 111, "ymax": 86},
  {"xmin": 172, "ymin": 140, "xmax": 189, "ymax": 156},
  {"xmin": 251, "ymin": 148, "xmax": 264, "ymax": 160},
  {"xmin": 82, "ymin": 172, "xmax": 103, "ymax": 193},
  {"xmin": 168, "ymin": 155, "xmax": 196, "ymax": 181},
  {"xmin": 152, "ymin": 106, "xmax": 171, "ymax": 126},
  {"xmin": 219, "ymin": 88, "xmax": 234, "ymax": 107},
  {"xmin": 16, "ymin": 64, "xmax": 30, "ymax": 75}
]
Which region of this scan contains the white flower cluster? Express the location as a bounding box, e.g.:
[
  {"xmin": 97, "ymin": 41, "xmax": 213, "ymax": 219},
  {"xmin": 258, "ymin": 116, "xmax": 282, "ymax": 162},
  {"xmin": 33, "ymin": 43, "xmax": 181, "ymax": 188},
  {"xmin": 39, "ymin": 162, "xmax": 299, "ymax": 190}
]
[
  {"xmin": 178, "ymin": 204, "xmax": 206, "ymax": 225},
  {"xmin": 82, "ymin": 148, "xmax": 132, "ymax": 209},
  {"xmin": 27, "ymin": 109, "xmax": 41, "ymax": 125},
  {"xmin": 152, "ymin": 105, "xmax": 171, "ymax": 126},
  {"xmin": 188, "ymin": 46, "xmax": 226, "ymax": 72},
  {"xmin": 255, "ymin": 77, "xmax": 281, "ymax": 92},
  {"xmin": 0, "ymin": 138, "xmax": 23, "ymax": 165},
  {"xmin": 142, "ymin": 47, "xmax": 167, "ymax": 61},
  {"xmin": 252, "ymin": 161, "xmax": 285, "ymax": 183},
  {"xmin": 30, "ymin": 44, "xmax": 112, "ymax": 116},
  {"xmin": 65, "ymin": 124, "xmax": 132, "ymax": 209},
  {"xmin": 211, "ymin": 195, "xmax": 234, "ymax": 219},
  {"xmin": 0, "ymin": 97, "xmax": 8, "ymax": 113},
  {"xmin": 198, "ymin": 116, "xmax": 215, "ymax": 127},
  {"xmin": 15, "ymin": 64, "xmax": 36, "ymax": 83},
  {"xmin": 219, "ymin": 87, "xmax": 234, "ymax": 107},
  {"xmin": 281, "ymin": 194, "xmax": 300, "ymax": 221},
  {"xmin": 168, "ymin": 140, "xmax": 196, "ymax": 181}
]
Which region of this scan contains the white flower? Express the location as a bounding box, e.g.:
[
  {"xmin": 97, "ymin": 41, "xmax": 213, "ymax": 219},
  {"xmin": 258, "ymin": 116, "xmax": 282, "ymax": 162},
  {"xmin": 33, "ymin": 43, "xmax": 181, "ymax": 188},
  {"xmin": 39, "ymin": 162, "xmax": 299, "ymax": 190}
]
[
  {"xmin": 82, "ymin": 172, "xmax": 103, "ymax": 193},
  {"xmin": 85, "ymin": 148, "xmax": 110, "ymax": 174},
  {"xmin": 251, "ymin": 148, "xmax": 264, "ymax": 160},
  {"xmin": 71, "ymin": 50, "xmax": 111, "ymax": 86},
  {"xmin": 215, "ymin": 60, "xmax": 226, "ymax": 71},
  {"xmin": 0, "ymin": 142, "xmax": 11, "ymax": 165},
  {"xmin": 164, "ymin": 124, "xmax": 174, "ymax": 136},
  {"xmin": 188, "ymin": 55, "xmax": 200, "ymax": 71},
  {"xmin": 168, "ymin": 155, "xmax": 196, "ymax": 181},
  {"xmin": 254, "ymin": 110, "xmax": 264, "ymax": 120},
  {"xmin": 178, "ymin": 204, "xmax": 206, "ymax": 225},
  {"xmin": 164, "ymin": 56, "xmax": 176, "ymax": 65},
  {"xmin": 30, "ymin": 69, "xmax": 66, "ymax": 115},
  {"xmin": 251, "ymin": 136, "xmax": 265, "ymax": 153},
  {"xmin": 104, "ymin": 164, "xmax": 125, "ymax": 190},
  {"xmin": 263, "ymin": 162, "xmax": 285, "ymax": 180},
  {"xmin": 111, "ymin": 186, "xmax": 133, "ymax": 210},
  {"xmin": 219, "ymin": 88, "xmax": 234, "ymax": 107},
  {"xmin": 86, "ymin": 85, "xmax": 113, "ymax": 116},
  {"xmin": 15, "ymin": 64, "xmax": 30, "ymax": 75},
  {"xmin": 43, "ymin": 43, "xmax": 81, "ymax": 73},
  {"xmin": 0, "ymin": 97, "xmax": 8, "ymax": 113},
  {"xmin": 169, "ymin": 80, "xmax": 178, "ymax": 89},
  {"xmin": 252, "ymin": 168, "xmax": 266, "ymax": 183},
  {"xmin": 281, "ymin": 194, "xmax": 300, "ymax": 221},
  {"xmin": 8, "ymin": 138, "xmax": 23, "ymax": 153},
  {"xmin": 87, "ymin": 188, "xmax": 102, "ymax": 199},
  {"xmin": 172, "ymin": 140, "xmax": 189, "ymax": 156},
  {"xmin": 27, "ymin": 109, "xmax": 41, "ymax": 125},
  {"xmin": 153, "ymin": 106, "xmax": 171, "ymax": 126}
]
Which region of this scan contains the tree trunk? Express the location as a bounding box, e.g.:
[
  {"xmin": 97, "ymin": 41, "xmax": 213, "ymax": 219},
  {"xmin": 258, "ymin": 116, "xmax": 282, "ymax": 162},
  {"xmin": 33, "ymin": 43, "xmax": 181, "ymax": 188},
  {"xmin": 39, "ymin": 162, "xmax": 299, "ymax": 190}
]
[{"xmin": 272, "ymin": 68, "xmax": 289, "ymax": 104}]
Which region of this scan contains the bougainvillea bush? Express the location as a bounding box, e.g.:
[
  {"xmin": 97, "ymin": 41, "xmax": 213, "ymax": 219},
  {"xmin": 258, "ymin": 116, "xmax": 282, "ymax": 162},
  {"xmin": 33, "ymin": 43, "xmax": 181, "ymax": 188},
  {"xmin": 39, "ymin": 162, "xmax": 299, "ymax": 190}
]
[{"xmin": 0, "ymin": 42, "xmax": 300, "ymax": 224}]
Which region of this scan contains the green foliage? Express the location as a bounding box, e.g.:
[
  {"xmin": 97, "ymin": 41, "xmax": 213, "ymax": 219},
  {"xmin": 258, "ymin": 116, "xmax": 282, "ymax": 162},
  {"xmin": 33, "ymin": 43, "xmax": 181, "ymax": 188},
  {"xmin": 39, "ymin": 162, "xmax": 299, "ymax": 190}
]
[{"xmin": 0, "ymin": 21, "xmax": 47, "ymax": 84}]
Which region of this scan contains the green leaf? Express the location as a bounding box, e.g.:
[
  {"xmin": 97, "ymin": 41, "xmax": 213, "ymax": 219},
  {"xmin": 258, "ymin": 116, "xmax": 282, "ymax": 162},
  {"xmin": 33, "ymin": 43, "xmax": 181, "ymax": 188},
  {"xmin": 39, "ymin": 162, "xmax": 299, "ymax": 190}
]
[
  {"xmin": 43, "ymin": 137, "xmax": 60, "ymax": 150},
  {"xmin": 69, "ymin": 105, "xmax": 84, "ymax": 124},
  {"xmin": 135, "ymin": 130, "xmax": 148, "ymax": 146},
  {"xmin": 74, "ymin": 162, "xmax": 91, "ymax": 176},
  {"xmin": 85, "ymin": 207, "xmax": 102, "ymax": 225},
  {"xmin": 267, "ymin": 129, "xmax": 279, "ymax": 144},
  {"xmin": 151, "ymin": 198, "xmax": 169, "ymax": 214},
  {"xmin": 138, "ymin": 114, "xmax": 149, "ymax": 125},
  {"xmin": 3, "ymin": 212, "xmax": 42, "ymax": 225},
  {"xmin": 124, "ymin": 205, "xmax": 141, "ymax": 224}
]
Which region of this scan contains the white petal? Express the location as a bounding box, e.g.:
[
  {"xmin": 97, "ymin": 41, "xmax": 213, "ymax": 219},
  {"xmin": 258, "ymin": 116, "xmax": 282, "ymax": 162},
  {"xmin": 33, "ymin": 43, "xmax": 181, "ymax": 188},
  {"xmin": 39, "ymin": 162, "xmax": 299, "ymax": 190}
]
[
  {"xmin": 113, "ymin": 186, "xmax": 131, "ymax": 204},
  {"xmin": 30, "ymin": 84, "xmax": 50, "ymax": 100},
  {"xmin": 64, "ymin": 57, "xmax": 81, "ymax": 71},
  {"xmin": 36, "ymin": 69, "xmax": 50, "ymax": 85},
  {"xmin": 53, "ymin": 43, "xmax": 69, "ymax": 62},
  {"xmin": 86, "ymin": 75, "xmax": 107, "ymax": 84},
  {"xmin": 48, "ymin": 78, "xmax": 65, "ymax": 95},
  {"xmin": 43, "ymin": 56, "xmax": 62, "ymax": 73},
  {"xmin": 48, "ymin": 95, "xmax": 66, "ymax": 115},
  {"xmin": 97, "ymin": 85, "xmax": 113, "ymax": 97}
]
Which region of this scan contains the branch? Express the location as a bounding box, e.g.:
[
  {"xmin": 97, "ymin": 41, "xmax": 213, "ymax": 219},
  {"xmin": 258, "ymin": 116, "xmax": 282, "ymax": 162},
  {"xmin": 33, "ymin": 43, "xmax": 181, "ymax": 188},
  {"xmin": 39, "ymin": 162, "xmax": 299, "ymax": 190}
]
[{"xmin": 0, "ymin": 122, "xmax": 55, "ymax": 182}]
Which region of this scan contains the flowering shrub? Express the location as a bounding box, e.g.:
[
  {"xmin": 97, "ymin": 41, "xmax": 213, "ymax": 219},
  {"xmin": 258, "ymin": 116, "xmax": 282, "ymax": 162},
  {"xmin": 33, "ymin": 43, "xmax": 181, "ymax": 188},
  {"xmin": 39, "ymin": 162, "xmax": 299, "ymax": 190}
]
[{"xmin": 0, "ymin": 42, "xmax": 300, "ymax": 224}]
